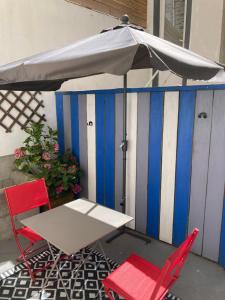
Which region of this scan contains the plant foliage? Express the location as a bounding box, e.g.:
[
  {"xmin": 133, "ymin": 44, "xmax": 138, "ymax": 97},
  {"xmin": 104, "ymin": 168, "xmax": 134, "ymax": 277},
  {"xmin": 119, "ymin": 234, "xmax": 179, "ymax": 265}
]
[{"xmin": 14, "ymin": 122, "xmax": 81, "ymax": 197}]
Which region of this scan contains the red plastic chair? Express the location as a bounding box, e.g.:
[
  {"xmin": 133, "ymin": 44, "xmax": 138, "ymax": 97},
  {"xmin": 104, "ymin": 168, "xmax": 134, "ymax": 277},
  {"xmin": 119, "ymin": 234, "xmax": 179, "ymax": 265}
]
[
  {"xmin": 4, "ymin": 178, "xmax": 51, "ymax": 280},
  {"xmin": 103, "ymin": 228, "xmax": 199, "ymax": 300}
]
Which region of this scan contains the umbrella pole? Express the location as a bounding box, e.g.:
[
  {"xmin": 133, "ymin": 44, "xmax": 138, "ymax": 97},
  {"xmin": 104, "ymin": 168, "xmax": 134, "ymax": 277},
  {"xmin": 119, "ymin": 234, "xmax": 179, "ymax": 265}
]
[
  {"xmin": 121, "ymin": 73, "xmax": 128, "ymax": 214},
  {"xmin": 106, "ymin": 74, "xmax": 151, "ymax": 244}
]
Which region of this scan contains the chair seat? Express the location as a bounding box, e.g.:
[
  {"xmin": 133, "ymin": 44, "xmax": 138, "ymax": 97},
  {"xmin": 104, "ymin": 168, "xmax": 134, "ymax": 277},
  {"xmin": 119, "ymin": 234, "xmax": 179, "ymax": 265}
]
[
  {"xmin": 103, "ymin": 254, "xmax": 173, "ymax": 300},
  {"xmin": 16, "ymin": 226, "xmax": 43, "ymax": 243}
]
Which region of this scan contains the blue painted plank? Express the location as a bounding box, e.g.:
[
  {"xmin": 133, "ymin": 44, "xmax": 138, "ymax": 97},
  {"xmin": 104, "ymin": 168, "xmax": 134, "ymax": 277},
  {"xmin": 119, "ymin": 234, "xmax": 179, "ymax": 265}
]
[
  {"xmin": 70, "ymin": 93, "xmax": 80, "ymax": 161},
  {"xmin": 105, "ymin": 93, "xmax": 115, "ymax": 209},
  {"xmin": 95, "ymin": 93, "xmax": 115, "ymax": 208},
  {"xmin": 114, "ymin": 93, "xmax": 123, "ymax": 212},
  {"xmin": 219, "ymin": 195, "xmax": 225, "ymax": 268},
  {"xmin": 95, "ymin": 93, "xmax": 105, "ymax": 206},
  {"xmin": 147, "ymin": 92, "xmax": 164, "ymax": 239},
  {"xmin": 172, "ymin": 91, "xmax": 196, "ymax": 246},
  {"xmin": 62, "ymin": 95, "xmax": 72, "ymax": 151},
  {"xmin": 55, "ymin": 93, "xmax": 65, "ymax": 154}
]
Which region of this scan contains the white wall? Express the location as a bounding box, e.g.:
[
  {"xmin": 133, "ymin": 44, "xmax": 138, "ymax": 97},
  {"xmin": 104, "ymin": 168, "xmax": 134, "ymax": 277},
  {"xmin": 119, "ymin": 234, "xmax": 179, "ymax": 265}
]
[
  {"xmin": 0, "ymin": 0, "xmax": 149, "ymax": 157},
  {"xmin": 190, "ymin": 0, "xmax": 223, "ymax": 61},
  {"xmin": 186, "ymin": 0, "xmax": 224, "ymax": 86},
  {"xmin": 158, "ymin": 0, "xmax": 182, "ymax": 86},
  {"xmin": 158, "ymin": 0, "xmax": 224, "ymax": 86}
]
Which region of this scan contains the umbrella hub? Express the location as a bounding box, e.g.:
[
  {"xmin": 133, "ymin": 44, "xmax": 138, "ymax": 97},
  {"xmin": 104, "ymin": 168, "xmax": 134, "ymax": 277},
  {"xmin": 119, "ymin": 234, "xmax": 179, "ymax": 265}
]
[
  {"xmin": 120, "ymin": 14, "xmax": 129, "ymax": 25},
  {"xmin": 100, "ymin": 14, "xmax": 144, "ymax": 33}
]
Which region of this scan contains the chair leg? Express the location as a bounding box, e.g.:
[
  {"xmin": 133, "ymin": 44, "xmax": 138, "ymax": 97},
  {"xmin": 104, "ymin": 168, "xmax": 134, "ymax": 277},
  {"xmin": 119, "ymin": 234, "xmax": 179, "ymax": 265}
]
[
  {"xmin": 15, "ymin": 235, "xmax": 36, "ymax": 281},
  {"xmin": 16, "ymin": 241, "xmax": 33, "ymax": 261},
  {"xmin": 104, "ymin": 286, "xmax": 115, "ymax": 300},
  {"xmin": 21, "ymin": 251, "xmax": 35, "ymax": 281}
]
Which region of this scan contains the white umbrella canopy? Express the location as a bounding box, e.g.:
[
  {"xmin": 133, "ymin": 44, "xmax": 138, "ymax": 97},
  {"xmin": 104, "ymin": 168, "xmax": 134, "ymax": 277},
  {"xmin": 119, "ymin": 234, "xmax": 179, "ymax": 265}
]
[{"xmin": 0, "ymin": 16, "xmax": 224, "ymax": 91}]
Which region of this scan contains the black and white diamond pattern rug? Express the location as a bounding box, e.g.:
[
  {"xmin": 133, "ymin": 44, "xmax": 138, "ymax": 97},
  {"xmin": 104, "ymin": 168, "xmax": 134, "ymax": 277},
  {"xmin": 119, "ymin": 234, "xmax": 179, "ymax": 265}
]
[{"xmin": 0, "ymin": 247, "xmax": 180, "ymax": 300}]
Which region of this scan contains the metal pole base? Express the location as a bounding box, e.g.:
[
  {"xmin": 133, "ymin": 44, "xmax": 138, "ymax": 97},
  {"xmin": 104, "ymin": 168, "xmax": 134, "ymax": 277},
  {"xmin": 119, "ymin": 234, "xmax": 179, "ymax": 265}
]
[
  {"xmin": 106, "ymin": 228, "xmax": 125, "ymax": 243},
  {"xmin": 106, "ymin": 227, "xmax": 151, "ymax": 244}
]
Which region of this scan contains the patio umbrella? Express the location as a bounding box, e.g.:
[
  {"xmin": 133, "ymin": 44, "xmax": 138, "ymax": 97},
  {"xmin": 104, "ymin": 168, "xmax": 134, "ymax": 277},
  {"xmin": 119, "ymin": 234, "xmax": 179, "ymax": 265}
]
[
  {"xmin": 0, "ymin": 15, "xmax": 224, "ymax": 242},
  {"xmin": 0, "ymin": 15, "xmax": 224, "ymax": 91}
]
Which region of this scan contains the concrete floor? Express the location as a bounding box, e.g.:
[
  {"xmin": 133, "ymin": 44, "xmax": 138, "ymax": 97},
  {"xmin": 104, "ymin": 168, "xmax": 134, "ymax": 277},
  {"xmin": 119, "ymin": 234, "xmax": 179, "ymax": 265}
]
[{"xmin": 0, "ymin": 233, "xmax": 225, "ymax": 300}]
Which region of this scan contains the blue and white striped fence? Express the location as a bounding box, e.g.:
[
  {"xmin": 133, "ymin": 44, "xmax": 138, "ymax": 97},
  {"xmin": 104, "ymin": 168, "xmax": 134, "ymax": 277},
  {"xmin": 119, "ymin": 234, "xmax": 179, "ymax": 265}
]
[{"xmin": 55, "ymin": 84, "xmax": 225, "ymax": 268}]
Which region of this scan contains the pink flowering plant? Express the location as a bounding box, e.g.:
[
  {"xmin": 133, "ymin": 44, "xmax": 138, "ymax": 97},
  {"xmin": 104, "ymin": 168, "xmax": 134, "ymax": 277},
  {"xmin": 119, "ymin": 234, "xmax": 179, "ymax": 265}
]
[{"xmin": 14, "ymin": 122, "xmax": 81, "ymax": 197}]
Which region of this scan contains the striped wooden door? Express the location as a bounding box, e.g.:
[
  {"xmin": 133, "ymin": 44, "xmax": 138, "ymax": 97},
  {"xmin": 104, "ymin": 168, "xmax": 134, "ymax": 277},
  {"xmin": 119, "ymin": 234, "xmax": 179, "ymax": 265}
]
[{"xmin": 55, "ymin": 85, "xmax": 225, "ymax": 268}]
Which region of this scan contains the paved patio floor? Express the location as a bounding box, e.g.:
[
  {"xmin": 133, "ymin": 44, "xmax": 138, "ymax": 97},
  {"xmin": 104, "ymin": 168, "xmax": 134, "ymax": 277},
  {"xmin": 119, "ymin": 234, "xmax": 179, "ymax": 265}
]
[{"xmin": 0, "ymin": 232, "xmax": 225, "ymax": 300}]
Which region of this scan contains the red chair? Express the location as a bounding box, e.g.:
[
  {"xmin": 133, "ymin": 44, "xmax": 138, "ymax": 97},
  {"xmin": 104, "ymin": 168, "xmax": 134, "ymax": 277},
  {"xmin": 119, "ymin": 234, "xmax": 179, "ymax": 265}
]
[
  {"xmin": 4, "ymin": 178, "xmax": 51, "ymax": 280},
  {"xmin": 103, "ymin": 228, "xmax": 199, "ymax": 300}
]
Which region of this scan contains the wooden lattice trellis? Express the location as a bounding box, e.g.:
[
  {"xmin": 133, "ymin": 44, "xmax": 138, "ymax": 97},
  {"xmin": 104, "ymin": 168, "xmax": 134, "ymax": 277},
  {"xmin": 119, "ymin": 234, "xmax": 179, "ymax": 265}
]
[{"xmin": 0, "ymin": 91, "xmax": 46, "ymax": 133}]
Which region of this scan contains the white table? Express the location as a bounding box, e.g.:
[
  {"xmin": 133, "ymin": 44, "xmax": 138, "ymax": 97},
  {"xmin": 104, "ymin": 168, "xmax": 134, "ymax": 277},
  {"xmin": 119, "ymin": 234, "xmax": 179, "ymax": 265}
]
[{"xmin": 22, "ymin": 198, "xmax": 133, "ymax": 299}]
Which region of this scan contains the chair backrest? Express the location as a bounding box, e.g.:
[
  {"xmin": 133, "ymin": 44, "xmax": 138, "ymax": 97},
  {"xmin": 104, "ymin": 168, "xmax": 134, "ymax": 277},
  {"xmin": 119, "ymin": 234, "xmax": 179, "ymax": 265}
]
[
  {"xmin": 150, "ymin": 228, "xmax": 199, "ymax": 300},
  {"xmin": 4, "ymin": 178, "xmax": 51, "ymax": 217}
]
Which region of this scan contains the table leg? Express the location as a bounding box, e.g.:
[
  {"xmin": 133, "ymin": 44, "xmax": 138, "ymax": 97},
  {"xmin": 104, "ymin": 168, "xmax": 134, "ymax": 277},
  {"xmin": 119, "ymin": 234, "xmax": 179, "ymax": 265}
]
[
  {"xmin": 97, "ymin": 241, "xmax": 112, "ymax": 273},
  {"xmin": 71, "ymin": 245, "xmax": 104, "ymax": 298},
  {"xmin": 40, "ymin": 242, "xmax": 70, "ymax": 300},
  {"xmin": 72, "ymin": 247, "xmax": 96, "ymax": 284},
  {"xmin": 74, "ymin": 242, "xmax": 114, "ymax": 300},
  {"xmin": 94, "ymin": 241, "xmax": 115, "ymax": 300}
]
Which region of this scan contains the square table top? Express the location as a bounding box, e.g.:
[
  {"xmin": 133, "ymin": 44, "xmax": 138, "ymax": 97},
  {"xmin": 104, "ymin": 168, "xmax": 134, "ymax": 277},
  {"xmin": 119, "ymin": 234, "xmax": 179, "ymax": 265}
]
[{"xmin": 21, "ymin": 198, "xmax": 133, "ymax": 255}]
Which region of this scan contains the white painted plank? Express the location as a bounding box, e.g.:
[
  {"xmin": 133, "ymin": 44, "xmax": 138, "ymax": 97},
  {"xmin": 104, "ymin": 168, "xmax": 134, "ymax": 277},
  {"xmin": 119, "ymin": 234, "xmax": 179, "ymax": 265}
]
[
  {"xmin": 188, "ymin": 90, "xmax": 213, "ymax": 255},
  {"xmin": 159, "ymin": 91, "xmax": 179, "ymax": 243},
  {"xmin": 78, "ymin": 95, "xmax": 88, "ymax": 198},
  {"xmin": 203, "ymin": 90, "xmax": 225, "ymax": 261},
  {"xmin": 63, "ymin": 94, "xmax": 72, "ymax": 151},
  {"xmin": 126, "ymin": 92, "xmax": 138, "ymax": 229},
  {"xmin": 87, "ymin": 94, "xmax": 96, "ymax": 203},
  {"xmin": 135, "ymin": 93, "xmax": 150, "ymax": 233}
]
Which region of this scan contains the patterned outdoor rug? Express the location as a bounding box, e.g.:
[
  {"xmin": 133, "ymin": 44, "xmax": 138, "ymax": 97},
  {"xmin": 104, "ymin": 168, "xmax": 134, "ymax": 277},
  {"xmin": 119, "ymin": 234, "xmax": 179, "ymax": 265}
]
[{"xmin": 0, "ymin": 247, "xmax": 180, "ymax": 300}]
